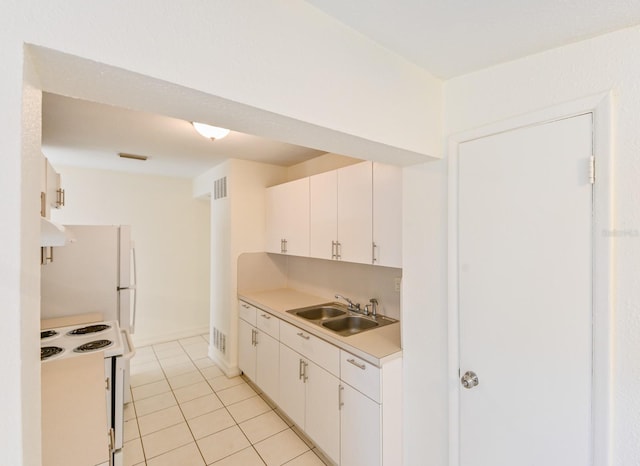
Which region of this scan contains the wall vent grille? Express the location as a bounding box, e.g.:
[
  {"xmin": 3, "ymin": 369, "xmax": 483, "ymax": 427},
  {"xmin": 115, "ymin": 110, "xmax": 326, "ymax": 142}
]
[
  {"xmin": 212, "ymin": 327, "xmax": 227, "ymax": 354},
  {"xmin": 213, "ymin": 177, "xmax": 227, "ymax": 200}
]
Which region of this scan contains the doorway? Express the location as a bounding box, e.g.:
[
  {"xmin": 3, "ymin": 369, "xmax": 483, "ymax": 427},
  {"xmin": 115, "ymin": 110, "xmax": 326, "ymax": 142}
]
[{"xmin": 448, "ymin": 95, "xmax": 614, "ymax": 466}]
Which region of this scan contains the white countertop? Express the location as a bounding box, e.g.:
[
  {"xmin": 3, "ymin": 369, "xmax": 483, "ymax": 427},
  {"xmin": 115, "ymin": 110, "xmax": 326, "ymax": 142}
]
[
  {"xmin": 41, "ymin": 352, "xmax": 109, "ymax": 466},
  {"xmin": 238, "ymin": 288, "xmax": 402, "ymax": 366}
]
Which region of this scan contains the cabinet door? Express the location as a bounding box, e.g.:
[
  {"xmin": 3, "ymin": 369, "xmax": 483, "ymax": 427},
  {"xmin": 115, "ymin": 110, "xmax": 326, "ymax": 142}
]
[
  {"xmin": 265, "ymin": 182, "xmax": 288, "ymax": 254},
  {"xmin": 256, "ymin": 330, "xmax": 279, "ymax": 404},
  {"xmin": 373, "ymin": 162, "xmax": 402, "ymax": 268},
  {"xmin": 265, "ymin": 178, "xmax": 310, "ymax": 256},
  {"xmin": 305, "ymin": 361, "xmax": 341, "ymax": 464},
  {"xmin": 341, "ymin": 383, "xmax": 382, "ymax": 466},
  {"xmin": 309, "ymin": 170, "xmax": 338, "ymax": 260},
  {"xmin": 337, "ymin": 162, "xmax": 373, "ymax": 264},
  {"xmin": 45, "ymin": 159, "xmax": 62, "ymax": 211},
  {"xmin": 238, "ymin": 319, "xmax": 256, "ymax": 382},
  {"xmin": 278, "ymin": 344, "xmax": 306, "ymax": 428}
]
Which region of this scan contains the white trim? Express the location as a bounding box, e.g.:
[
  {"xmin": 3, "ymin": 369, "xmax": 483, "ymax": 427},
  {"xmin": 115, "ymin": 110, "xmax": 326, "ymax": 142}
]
[
  {"xmin": 131, "ymin": 325, "xmax": 210, "ymax": 347},
  {"xmin": 447, "ymin": 92, "xmax": 614, "ymax": 466},
  {"xmin": 208, "ymin": 348, "xmax": 241, "ymax": 377}
]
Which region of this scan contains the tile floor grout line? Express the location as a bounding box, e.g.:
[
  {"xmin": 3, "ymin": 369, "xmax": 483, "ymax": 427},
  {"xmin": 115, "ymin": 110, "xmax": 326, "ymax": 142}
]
[{"xmin": 128, "ymin": 334, "xmax": 327, "ymax": 465}]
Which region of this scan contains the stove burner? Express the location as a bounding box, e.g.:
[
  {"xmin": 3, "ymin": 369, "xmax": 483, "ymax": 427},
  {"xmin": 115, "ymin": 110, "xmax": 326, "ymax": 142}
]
[
  {"xmin": 41, "ymin": 329, "xmax": 58, "ymax": 339},
  {"xmin": 67, "ymin": 324, "xmax": 111, "ymax": 336},
  {"xmin": 73, "ymin": 339, "xmax": 113, "ymax": 353},
  {"xmin": 41, "ymin": 346, "xmax": 64, "ymax": 361}
]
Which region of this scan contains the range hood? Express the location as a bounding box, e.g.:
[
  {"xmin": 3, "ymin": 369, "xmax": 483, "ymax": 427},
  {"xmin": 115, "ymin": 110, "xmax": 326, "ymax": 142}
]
[{"xmin": 41, "ymin": 218, "xmax": 75, "ymax": 246}]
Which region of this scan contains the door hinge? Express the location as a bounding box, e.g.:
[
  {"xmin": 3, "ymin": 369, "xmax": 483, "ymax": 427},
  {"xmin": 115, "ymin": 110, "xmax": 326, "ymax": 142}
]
[{"xmin": 589, "ymin": 156, "xmax": 595, "ymax": 184}]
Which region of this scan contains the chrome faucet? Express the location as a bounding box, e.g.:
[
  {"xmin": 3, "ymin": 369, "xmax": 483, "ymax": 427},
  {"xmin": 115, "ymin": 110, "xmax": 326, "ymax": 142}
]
[
  {"xmin": 367, "ymin": 298, "xmax": 378, "ymax": 318},
  {"xmin": 335, "ymin": 294, "xmax": 362, "ymax": 313}
]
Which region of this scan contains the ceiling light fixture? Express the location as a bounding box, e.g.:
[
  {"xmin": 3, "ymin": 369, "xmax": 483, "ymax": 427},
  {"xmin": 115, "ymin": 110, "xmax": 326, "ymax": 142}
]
[{"xmin": 192, "ymin": 122, "xmax": 230, "ymax": 141}]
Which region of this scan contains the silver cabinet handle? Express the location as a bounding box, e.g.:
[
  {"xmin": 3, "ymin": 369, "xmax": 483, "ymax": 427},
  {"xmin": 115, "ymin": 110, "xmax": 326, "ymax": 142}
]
[
  {"xmin": 338, "ymin": 384, "xmax": 344, "ymax": 410},
  {"xmin": 296, "ymin": 332, "xmax": 310, "ymax": 340},
  {"xmin": 461, "ymin": 370, "xmax": 479, "ymax": 389},
  {"xmin": 281, "ymin": 238, "xmax": 288, "ymax": 253},
  {"xmin": 241, "ymin": 303, "xmax": 250, "ymax": 309},
  {"xmin": 260, "ymin": 313, "xmax": 271, "ymax": 320},
  {"xmin": 347, "ymin": 358, "xmax": 366, "ymax": 370},
  {"xmin": 251, "ymin": 329, "xmax": 258, "ymax": 346},
  {"xmin": 336, "ymin": 241, "xmax": 342, "ymax": 260},
  {"xmin": 372, "ymin": 242, "xmax": 378, "ymax": 263},
  {"xmin": 331, "ymin": 241, "xmax": 337, "ymax": 259},
  {"xmin": 298, "ymin": 359, "xmax": 308, "ymax": 382}
]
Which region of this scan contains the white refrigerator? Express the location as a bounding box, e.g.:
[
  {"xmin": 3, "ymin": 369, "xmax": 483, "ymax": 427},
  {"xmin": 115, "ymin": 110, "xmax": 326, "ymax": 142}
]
[{"xmin": 40, "ymin": 224, "xmax": 137, "ymax": 333}]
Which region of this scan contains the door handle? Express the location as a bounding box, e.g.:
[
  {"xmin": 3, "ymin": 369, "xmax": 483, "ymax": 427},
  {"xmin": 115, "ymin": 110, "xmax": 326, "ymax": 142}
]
[{"xmin": 461, "ymin": 370, "xmax": 479, "ymax": 389}]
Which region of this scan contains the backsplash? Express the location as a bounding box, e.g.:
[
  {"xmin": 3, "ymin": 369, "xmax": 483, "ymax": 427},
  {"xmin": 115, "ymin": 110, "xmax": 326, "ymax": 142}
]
[{"xmin": 237, "ymin": 252, "xmax": 402, "ymax": 320}]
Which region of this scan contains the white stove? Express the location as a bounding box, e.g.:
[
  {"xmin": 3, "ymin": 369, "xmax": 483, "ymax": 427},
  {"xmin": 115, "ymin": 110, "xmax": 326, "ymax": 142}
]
[
  {"xmin": 40, "ymin": 321, "xmax": 125, "ymax": 362},
  {"xmin": 41, "ymin": 320, "xmax": 135, "ymax": 466}
]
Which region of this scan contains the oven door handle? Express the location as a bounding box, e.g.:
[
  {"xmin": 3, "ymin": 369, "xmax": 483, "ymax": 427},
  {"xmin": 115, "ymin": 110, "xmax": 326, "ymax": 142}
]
[{"xmin": 121, "ymin": 329, "xmax": 136, "ymax": 361}]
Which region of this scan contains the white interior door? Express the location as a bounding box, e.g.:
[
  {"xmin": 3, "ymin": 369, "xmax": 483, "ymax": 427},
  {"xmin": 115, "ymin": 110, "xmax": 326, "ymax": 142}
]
[{"xmin": 457, "ymin": 114, "xmax": 593, "ymax": 466}]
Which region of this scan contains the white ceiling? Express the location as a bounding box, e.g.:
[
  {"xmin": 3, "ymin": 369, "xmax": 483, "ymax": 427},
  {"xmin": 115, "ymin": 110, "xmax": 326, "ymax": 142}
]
[
  {"xmin": 42, "ymin": 93, "xmax": 326, "ymax": 178},
  {"xmin": 306, "ymin": 0, "xmax": 640, "ymax": 78},
  {"xmin": 43, "ymin": 2, "xmax": 640, "ymax": 177}
]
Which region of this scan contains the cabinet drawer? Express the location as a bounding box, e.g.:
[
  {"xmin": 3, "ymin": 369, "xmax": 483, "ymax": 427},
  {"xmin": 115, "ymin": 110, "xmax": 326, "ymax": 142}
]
[
  {"xmin": 280, "ymin": 321, "xmax": 339, "ymax": 376},
  {"xmin": 256, "ymin": 310, "xmax": 279, "ymax": 339},
  {"xmin": 238, "ymin": 301, "xmax": 257, "ymax": 326},
  {"xmin": 340, "ymin": 350, "xmax": 381, "ymax": 403}
]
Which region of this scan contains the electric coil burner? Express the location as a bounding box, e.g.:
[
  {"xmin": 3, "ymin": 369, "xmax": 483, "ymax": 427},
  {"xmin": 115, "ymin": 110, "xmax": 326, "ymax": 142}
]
[
  {"xmin": 74, "ymin": 339, "xmax": 113, "ymax": 353},
  {"xmin": 41, "ymin": 346, "xmax": 64, "ymax": 361},
  {"xmin": 67, "ymin": 323, "xmax": 111, "ymax": 336},
  {"xmin": 40, "ymin": 329, "xmax": 58, "ymax": 339}
]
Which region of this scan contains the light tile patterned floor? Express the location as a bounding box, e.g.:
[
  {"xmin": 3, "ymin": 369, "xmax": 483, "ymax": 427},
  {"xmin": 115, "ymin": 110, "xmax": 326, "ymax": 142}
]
[{"xmin": 124, "ymin": 334, "xmax": 330, "ymax": 466}]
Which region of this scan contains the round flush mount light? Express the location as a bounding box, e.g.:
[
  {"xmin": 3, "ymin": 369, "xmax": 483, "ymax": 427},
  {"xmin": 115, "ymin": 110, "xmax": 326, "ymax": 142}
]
[{"xmin": 192, "ymin": 122, "xmax": 230, "ymax": 141}]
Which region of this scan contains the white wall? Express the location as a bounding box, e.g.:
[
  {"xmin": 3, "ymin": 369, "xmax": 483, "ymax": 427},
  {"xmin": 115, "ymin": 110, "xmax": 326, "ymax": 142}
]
[
  {"xmin": 401, "ymin": 24, "xmax": 640, "ymax": 466},
  {"xmin": 50, "ymin": 165, "xmax": 210, "ymax": 345},
  {"xmin": 199, "ymin": 159, "xmax": 286, "ymax": 374}
]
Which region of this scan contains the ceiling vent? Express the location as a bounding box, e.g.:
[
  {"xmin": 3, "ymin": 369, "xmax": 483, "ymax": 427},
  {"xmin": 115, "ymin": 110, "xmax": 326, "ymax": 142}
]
[{"xmin": 118, "ymin": 152, "xmax": 148, "ymax": 161}]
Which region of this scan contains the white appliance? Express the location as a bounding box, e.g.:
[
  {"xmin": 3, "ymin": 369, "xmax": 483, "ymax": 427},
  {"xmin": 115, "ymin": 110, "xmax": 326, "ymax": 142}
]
[
  {"xmin": 41, "ymin": 320, "xmax": 136, "ymax": 466},
  {"xmin": 41, "ymin": 225, "xmax": 137, "ymax": 333}
]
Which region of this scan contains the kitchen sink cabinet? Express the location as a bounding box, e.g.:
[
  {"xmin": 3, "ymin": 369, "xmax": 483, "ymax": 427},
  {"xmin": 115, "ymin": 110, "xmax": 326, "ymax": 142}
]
[
  {"xmin": 279, "ymin": 340, "xmax": 341, "ymax": 464},
  {"xmin": 265, "ymin": 177, "xmax": 309, "ymax": 256},
  {"xmin": 310, "ymin": 161, "xmax": 373, "ymax": 264},
  {"xmin": 239, "ymin": 298, "xmax": 401, "ymax": 465}
]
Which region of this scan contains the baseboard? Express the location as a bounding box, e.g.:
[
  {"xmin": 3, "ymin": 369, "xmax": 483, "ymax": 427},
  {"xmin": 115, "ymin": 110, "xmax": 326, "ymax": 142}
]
[
  {"xmin": 132, "ymin": 325, "xmax": 209, "ymax": 347},
  {"xmin": 208, "ymin": 348, "xmax": 241, "ymax": 377}
]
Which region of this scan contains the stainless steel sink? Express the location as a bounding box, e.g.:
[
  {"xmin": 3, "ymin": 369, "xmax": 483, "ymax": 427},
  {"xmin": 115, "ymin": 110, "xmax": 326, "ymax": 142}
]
[
  {"xmin": 292, "ymin": 305, "xmax": 347, "ymax": 320},
  {"xmin": 286, "ymin": 303, "xmax": 397, "ymax": 337},
  {"xmin": 321, "ymin": 316, "xmax": 379, "ymax": 336}
]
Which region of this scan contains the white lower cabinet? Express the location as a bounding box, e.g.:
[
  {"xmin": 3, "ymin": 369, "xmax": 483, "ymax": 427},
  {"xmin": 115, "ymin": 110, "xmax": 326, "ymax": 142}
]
[
  {"xmin": 238, "ymin": 302, "xmax": 280, "ymax": 404},
  {"xmin": 279, "ymin": 343, "xmax": 341, "ymax": 464},
  {"xmin": 340, "ymin": 382, "xmax": 381, "ymax": 466},
  {"xmin": 238, "ymin": 318, "xmax": 257, "ymax": 381},
  {"xmin": 239, "ymin": 300, "xmax": 401, "ymax": 465}
]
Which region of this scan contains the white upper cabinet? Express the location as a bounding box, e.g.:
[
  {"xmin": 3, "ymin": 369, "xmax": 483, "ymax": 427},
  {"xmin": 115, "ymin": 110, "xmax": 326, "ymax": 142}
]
[
  {"xmin": 309, "ymin": 170, "xmax": 338, "ymax": 260},
  {"xmin": 267, "ymin": 160, "xmax": 402, "ymax": 268},
  {"xmin": 41, "ymin": 155, "xmax": 64, "ymax": 218},
  {"xmin": 310, "ymin": 161, "xmax": 373, "ymax": 264},
  {"xmin": 265, "ymin": 177, "xmax": 310, "ymax": 256},
  {"xmin": 337, "ymin": 162, "xmax": 373, "ymax": 264},
  {"xmin": 372, "ymin": 163, "xmax": 402, "ymax": 268}
]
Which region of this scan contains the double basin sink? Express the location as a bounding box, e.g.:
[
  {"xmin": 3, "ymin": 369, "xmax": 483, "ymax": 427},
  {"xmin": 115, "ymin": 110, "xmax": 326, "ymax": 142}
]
[{"xmin": 286, "ymin": 303, "xmax": 397, "ymax": 337}]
